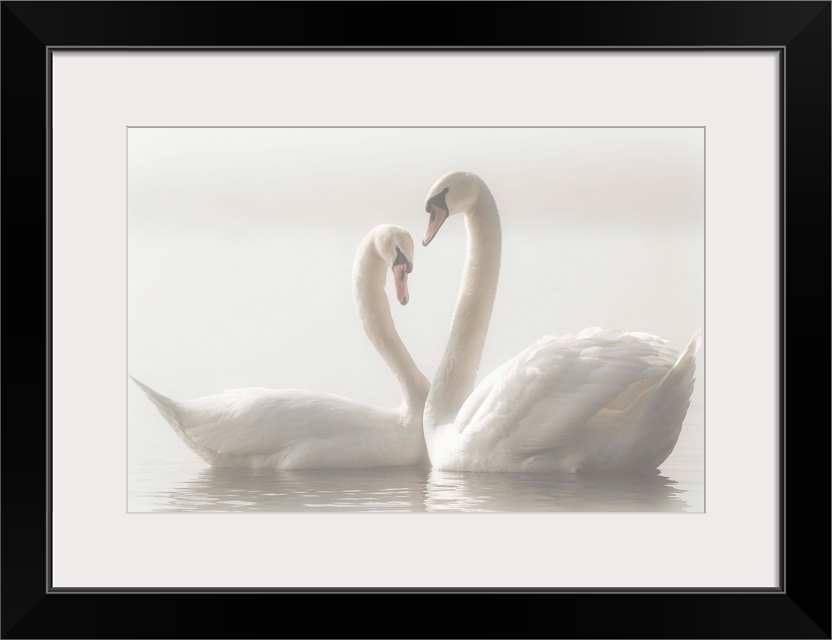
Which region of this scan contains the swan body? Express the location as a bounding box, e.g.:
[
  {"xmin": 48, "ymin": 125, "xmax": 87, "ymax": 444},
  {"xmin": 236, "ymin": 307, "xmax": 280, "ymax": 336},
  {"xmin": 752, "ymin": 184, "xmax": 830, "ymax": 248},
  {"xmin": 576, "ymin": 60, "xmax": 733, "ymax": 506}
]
[
  {"xmin": 133, "ymin": 225, "xmax": 430, "ymax": 470},
  {"xmin": 421, "ymin": 171, "xmax": 700, "ymax": 473}
]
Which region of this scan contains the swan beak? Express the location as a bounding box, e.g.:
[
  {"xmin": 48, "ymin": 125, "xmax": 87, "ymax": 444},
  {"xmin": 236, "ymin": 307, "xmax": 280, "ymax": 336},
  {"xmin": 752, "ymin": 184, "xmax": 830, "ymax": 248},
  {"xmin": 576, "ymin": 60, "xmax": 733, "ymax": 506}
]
[
  {"xmin": 423, "ymin": 203, "xmax": 448, "ymax": 247},
  {"xmin": 392, "ymin": 264, "xmax": 410, "ymax": 305}
]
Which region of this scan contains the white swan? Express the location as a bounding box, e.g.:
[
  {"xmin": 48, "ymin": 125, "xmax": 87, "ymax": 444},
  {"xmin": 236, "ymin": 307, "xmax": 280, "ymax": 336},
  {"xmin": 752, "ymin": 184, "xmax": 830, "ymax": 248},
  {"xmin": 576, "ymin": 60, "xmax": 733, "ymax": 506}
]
[
  {"xmin": 132, "ymin": 224, "xmax": 430, "ymax": 470},
  {"xmin": 420, "ymin": 171, "xmax": 700, "ymax": 473}
]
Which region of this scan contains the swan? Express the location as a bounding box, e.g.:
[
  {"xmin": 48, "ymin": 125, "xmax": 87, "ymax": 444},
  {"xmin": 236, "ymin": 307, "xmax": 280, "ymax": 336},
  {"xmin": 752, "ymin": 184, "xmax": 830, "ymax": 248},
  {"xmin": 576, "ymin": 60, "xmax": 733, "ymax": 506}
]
[
  {"xmin": 420, "ymin": 171, "xmax": 700, "ymax": 473},
  {"xmin": 131, "ymin": 224, "xmax": 430, "ymax": 470}
]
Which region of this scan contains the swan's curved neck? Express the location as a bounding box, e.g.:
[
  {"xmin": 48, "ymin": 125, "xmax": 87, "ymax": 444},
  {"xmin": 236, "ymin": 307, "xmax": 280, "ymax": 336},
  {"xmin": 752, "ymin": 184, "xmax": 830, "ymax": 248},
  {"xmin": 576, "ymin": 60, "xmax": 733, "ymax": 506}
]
[
  {"xmin": 425, "ymin": 184, "xmax": 501, "ymax": 429},
  {"xmin": 353, "ymin": 245, "xmax": 429, "ymax": 413}
]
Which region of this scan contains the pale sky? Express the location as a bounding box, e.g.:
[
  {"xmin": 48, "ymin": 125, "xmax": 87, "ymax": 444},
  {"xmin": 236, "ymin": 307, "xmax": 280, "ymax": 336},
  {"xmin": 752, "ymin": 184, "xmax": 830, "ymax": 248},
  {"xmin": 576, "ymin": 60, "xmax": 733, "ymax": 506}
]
[{"xmin": 128, "ymin": 127, "xmax": 704, "ymax": 415}]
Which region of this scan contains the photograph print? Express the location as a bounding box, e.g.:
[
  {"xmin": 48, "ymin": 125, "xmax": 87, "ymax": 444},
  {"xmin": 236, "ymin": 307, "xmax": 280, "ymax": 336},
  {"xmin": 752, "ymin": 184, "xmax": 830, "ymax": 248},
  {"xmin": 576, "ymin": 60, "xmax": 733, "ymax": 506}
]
[{"xmin": 128, "ymin": 126, "xmax": 704, "ymax": 513}]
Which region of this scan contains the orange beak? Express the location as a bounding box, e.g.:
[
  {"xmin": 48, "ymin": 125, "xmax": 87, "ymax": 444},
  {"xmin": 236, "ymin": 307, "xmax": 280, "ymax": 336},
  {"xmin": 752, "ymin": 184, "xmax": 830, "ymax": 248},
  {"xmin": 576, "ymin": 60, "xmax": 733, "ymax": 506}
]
[
  {"xmin": 423, "ymin": 202, "xmax": 449, "ymax": 247},
  {"xmin": 392, "ymin": 264, "xmax": 410, "ymax": 305}
]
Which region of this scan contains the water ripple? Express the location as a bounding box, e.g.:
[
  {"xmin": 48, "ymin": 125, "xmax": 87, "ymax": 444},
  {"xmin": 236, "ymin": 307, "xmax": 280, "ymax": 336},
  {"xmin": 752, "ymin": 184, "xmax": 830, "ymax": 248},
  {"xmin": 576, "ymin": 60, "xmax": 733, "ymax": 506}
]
[{"xmin": 129, "ymin": 408, "xmax": 704, "ymax": 513}]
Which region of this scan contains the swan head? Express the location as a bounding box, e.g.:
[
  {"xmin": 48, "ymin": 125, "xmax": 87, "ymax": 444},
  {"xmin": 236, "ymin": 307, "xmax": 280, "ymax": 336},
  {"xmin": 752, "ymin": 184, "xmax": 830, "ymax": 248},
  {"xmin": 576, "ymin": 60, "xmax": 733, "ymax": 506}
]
[
  {"xmin": 422, "ymin": 171, "xmax": 483, "ymax": 246},
  {"xmin": 372, "ymin": 224, "xmax": 414, "ymax": 306}
]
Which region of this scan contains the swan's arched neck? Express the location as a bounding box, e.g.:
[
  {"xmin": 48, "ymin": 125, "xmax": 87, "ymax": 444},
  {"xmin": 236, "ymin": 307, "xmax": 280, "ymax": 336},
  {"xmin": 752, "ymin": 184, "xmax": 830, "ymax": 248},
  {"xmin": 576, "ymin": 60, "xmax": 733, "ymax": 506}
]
[
  {"xmin": 425, "ymin": 183, "xmax": 501, "ymax": 432},
  {"xmin": 352, "ymin": 245, "xmax": 429, "ymax": 415}
]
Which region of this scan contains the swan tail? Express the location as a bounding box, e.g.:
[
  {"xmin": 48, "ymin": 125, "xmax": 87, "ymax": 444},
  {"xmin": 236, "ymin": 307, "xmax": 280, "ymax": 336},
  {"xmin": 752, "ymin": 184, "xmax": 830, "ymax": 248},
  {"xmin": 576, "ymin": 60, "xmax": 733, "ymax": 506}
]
[
  {"xmin": 131, "ymin": 376, "xmax": 226, "ymax": 465},
  {"xmin": 681, "ymin": 327, "xmax": 703, "ymax": 360},
  {"xmin": 130, "ymin": 376, "xmax": 182, "ymax": 426},
  {"xmin": 633, "ymin": 330, "xmax": 700, "ymax": 468}
]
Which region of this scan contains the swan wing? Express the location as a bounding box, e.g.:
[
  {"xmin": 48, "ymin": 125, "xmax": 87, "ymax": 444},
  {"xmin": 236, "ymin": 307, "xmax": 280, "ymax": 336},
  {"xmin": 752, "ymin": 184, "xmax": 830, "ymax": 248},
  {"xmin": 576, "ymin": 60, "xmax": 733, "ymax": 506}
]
[
  {"xmin": 454, "ymin": 329, "xmax": 681, "ymax": 470},
  {"xmin": 173, "ymin": 388, "xmax": 361, "ymax": 454},
  {"xmin": 132, "ymin": 378, "xmax": 410, "ymax": 468},
  {"xmin": 579, "ymin": 329, "xmax": 700, "ymax": 469}
]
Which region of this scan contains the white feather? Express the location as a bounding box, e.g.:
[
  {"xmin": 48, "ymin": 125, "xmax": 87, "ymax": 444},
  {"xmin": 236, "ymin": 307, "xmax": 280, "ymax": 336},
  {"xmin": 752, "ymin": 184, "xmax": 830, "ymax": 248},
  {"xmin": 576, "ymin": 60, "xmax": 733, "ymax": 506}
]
[
  {"xmin": 422, "ymin": 172, "xmax": 700, "ymax": 473},
  {"xmin": 132, "ymin": 225, "xmax": 430, "ymax": 470}
]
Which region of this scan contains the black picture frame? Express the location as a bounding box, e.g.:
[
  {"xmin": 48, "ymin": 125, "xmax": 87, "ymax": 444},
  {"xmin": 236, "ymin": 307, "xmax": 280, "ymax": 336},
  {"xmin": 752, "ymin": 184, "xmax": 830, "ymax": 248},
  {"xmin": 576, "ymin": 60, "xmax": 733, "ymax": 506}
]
[{"xmin": 2, "ymin": 2, "xmax": 829, "ymax": 638}]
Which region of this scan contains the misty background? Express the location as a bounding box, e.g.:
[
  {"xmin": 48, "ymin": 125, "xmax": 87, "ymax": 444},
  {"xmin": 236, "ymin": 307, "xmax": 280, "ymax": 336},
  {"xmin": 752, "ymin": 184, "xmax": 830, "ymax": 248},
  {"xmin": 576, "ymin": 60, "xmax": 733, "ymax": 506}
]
[{"xmin": 128, "ymin": 127, "xmax": 704, "ymax": 468}]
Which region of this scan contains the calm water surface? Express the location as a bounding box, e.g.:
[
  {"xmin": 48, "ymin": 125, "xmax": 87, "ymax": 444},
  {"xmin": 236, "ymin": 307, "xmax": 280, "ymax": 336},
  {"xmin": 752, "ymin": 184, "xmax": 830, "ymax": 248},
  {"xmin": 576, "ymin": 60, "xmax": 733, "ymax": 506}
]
[{"xmin": 128, "ymin": 405, "xmax": 704, "ymax": 513}]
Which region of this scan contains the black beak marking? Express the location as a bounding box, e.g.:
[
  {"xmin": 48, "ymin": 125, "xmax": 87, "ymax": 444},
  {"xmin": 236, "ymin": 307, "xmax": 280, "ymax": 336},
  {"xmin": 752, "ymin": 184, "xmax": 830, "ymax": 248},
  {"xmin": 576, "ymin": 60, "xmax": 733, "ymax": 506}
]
[
  {"xmin": 393, "ymin": 247, "xmax": 413, "ymax": 273},
  {"xmin": 425, "ymin": 187, "xmax": 449, "ymax": 216}
]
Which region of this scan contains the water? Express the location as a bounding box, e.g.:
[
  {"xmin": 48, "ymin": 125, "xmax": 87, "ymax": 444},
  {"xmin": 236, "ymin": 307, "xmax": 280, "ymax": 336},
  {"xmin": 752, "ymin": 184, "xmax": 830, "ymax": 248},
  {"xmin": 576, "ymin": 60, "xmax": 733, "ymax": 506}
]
[{"xmin": 128, "ymin": 405, "xmax": 704, "ymax": 513}]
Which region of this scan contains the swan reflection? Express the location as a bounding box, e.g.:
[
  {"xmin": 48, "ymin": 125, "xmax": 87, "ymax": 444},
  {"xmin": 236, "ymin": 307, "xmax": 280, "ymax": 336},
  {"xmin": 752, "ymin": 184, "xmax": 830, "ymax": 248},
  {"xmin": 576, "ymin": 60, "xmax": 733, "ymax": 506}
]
[
  {"xmin": 143, "ymin": 464, "xmax": 691, "ymax": 513},
  {"xmin": 153, "ymin": 466, "xmax": 431, "ymax": 513},
  {"xmin": 424, "ymin": 468, "xmax": 689, "ymax": 513}
]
